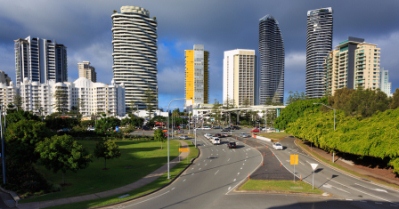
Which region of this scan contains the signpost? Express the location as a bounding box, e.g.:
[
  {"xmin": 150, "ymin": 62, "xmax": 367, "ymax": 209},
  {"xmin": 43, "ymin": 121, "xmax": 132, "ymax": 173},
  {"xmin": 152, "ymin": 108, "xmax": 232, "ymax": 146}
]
[
  {"xmin": 310, "ymin": 163, "xmax": 319, "ymax": 189},
  {"xmin": 290, "ymin": 154, "xmax": 298, "ymax": 182}
]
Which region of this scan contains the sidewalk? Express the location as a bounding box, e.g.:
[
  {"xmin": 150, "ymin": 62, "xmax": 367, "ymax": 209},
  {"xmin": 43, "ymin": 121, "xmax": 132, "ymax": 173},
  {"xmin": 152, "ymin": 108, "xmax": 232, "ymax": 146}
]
[{"xmin": 17, "ymin": 140, "xmax": 191, "ymax": 209}]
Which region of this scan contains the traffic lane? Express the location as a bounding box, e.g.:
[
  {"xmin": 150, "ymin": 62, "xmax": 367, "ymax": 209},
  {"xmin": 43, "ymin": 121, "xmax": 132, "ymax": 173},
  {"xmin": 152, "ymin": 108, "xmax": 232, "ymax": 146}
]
[
  {"xmin": 124, "ymin": 137, "xmax": 262, "ymax": 209},
  {"xmin": 212, "ymin": 193, "xmax": 396, "ymax": 209},
  {"xmin": 262, "ymin": 138, "xmax": 399, "ymax": 204}
]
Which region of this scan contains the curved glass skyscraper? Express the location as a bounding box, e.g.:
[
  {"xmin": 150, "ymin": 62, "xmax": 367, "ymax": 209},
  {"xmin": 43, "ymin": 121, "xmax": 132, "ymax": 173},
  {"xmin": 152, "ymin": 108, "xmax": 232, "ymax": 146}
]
[
  {"xmin": 112, "ymin": 6, "xmax": 158, "ymax": 111},
  {"xmin": 306, "ymin": 7, "xmax": 333, "ymax": 98},
  {"xmin": 258, "ymin": 15, "xmax": 284, "ymax": 105}
]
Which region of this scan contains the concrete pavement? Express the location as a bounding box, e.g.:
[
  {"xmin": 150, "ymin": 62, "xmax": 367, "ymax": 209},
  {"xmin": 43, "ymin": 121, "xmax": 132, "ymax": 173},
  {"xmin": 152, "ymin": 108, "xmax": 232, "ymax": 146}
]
[{"xmin": 16, "ymin": 140, "xmax": 191, "ymax": 209}]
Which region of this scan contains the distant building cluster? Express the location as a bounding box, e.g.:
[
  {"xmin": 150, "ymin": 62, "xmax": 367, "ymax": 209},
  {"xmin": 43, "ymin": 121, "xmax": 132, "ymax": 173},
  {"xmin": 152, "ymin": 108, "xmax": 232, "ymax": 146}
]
[{"xmin": 0, "ymin": 5, "xmax": 394, "ymax": 118}]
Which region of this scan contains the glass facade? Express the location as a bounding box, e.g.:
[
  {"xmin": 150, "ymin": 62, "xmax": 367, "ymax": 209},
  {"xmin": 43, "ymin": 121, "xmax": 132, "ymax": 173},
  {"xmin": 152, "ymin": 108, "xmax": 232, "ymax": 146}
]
[{"xmin": 258, "ymin": 15, "xmax": 284, "ymax": 105}]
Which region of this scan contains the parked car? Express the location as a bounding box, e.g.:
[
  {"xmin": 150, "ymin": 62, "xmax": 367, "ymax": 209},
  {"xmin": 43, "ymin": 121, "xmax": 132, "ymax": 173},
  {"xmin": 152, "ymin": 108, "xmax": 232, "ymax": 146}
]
[
  {"xmin": 240, "ymin": 132, "xmax": 250, "ymax": 138},
  {"xmin": 179, "ymin": 135, "xmax": 189, "ymax": 140},
  {"xmin": 213, "ymin": 126, "xmax": 222, "ymax": 129},
  {"xmin": 87, "ymin": 127, "xmax": 95, "ymax": 131},
  {"xmin": 227, "ymin": 141, "xmax": 237, "ymax": 148},
  {"xmin": 272, "ymin": 142, "xmax": 283, "ymax": 150},
  {"xmin": 57, "ymin": 128, "xmax": 70, "ymax": 133},
  {"xmin": 202, "ymin": 126, "xmax": 211, "ymax": 130},
  {"xmin": 251, "ymin": 128, "xmax": 260, "ymax": 133}
]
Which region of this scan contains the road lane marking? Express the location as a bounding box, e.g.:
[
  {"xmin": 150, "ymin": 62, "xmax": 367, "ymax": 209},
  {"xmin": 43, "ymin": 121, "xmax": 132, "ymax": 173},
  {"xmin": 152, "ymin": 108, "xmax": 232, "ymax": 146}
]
[
  {"xmin": 375, "ymin": 189, "xmax": 388, "ymax": 193},
  {"xmin": 228, "ymin": 186, "xmax": 231, "ymax": 191},
  {"xmin": 227, "ymin": 158, "xmax": 230, "ymax": 162},
  {"xmin": 215, "ymin": 170, "xmax": 219, "ymax": 175},
  {"xmin": 237, "ymin": 172, "xmax": 240, "ymax": 176},
  {"xmin": 198, "ymin": 168, "xmax": 202, "ymax": 170},
  {"xmin": 183, "ymin": 179, "xmax": 186, "ymax": 182},
  {"xmin": 129, "ymin": 190, "xmax": 170, "ymax": 206},
  {"xmin": 355, "ymin": 183, "xmax": 388, "ymax": 193},
  {"xmin": 172, "ymin": 187, "xmax": 175, "ymax": 191},
  {"xmin": 332, "ymin": 179, "xmax": 393, "ymax": 203},
  {"xmin": 205, "ymin": 163, "xmax": 207, "ymax": 166},
  {"xmin": 240, "ymin": 167, "xmax": 243, "ymax": 170},
  {"xmin": 299, "ymin": 161, "xmax": 304, "ymax": 165},
  {"xmin": 233, "ymin": 178, "xmax": 236, "ymax": 182}
]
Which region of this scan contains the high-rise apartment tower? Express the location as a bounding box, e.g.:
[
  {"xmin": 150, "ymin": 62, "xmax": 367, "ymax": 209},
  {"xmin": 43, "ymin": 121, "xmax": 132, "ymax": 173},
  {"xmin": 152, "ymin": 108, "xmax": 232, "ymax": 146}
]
[
  {"xmin": 258, "ymin": 15, "xmax": 284, "ymax": 105},
  {"xmin": 324, "ymin": 37, "xmax": 381, "ymax": 95},
  {"xmin": 78, "ymin": 61, "xmax": 97, "ymax": 82},
  {"xmin": 306, "ymin": 7, "xmax": 333, "ymax": 98},
  {"xmin": 185, "ymin": 44, "xmax": 209, "ymax": 110},
  {"xmin": 111, "ymin": 6, "xmax": 158, "ymax": 111},
  {"xmin": 14, "ymin": 36, "xmax": 67, "ymax": 85},
  {"xmin": 223, "ymin": 49, "xmax": 256, "ymax": 107}
]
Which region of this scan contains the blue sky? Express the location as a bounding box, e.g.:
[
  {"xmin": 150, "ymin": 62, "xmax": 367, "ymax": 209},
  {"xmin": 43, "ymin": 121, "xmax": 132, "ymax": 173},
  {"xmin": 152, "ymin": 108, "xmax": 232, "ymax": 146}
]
[{"xmin": 0, "ymin": 0, "xmax": 398, "ymax": 111}]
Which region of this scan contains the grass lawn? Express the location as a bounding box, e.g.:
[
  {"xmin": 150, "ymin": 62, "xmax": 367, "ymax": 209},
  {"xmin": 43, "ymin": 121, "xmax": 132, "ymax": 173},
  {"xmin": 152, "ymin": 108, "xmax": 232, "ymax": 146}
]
[
  {"xmin": 20, "ymin": 139, "xmax": 181, "ymax": 203},
  {"xmin": 45, "ymin": 142, "xmax": 199, "ymax": 209},
  {"xmin": 239, "ymin": 179, "xmax": 323, "ymax": 195}
]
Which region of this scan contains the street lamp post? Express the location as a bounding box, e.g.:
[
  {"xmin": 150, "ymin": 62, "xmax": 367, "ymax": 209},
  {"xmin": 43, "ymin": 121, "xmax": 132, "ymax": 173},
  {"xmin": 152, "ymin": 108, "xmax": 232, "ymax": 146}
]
[
  {"xmin": 167, "ymin": 98, "xmax": 185, "ymax": 180},
  {"xmin": 0, "ymin": 105, "xmax": 5, "ymax": 184},
  {"xmin": 313, "ymin": 103, "xmax": 336, "ymax": 162}
]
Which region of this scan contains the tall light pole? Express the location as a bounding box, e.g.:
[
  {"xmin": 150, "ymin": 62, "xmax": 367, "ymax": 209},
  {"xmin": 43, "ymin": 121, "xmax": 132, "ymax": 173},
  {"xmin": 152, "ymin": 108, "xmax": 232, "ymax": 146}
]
[
  {"xmin": 0, "ymin": 105, "xmax": 5, "ymax": 184},
  {"xmin": 167, "ymin": 98, "xmax": 185, "ymax": 179},
  {"xmin": 313, "ymin": 103, "xmax": 336, "ymax": 162}
]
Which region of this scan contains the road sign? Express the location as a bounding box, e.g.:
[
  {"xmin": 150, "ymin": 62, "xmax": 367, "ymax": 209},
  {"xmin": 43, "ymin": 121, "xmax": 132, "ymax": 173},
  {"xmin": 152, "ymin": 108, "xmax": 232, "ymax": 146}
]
[
  {"xmin": 290, "ymin": 154, "xmax": 298, "ymax": 165},
  {"xmin": 179, "ymin": 147, "xmax": 189, "ymax": 153}
]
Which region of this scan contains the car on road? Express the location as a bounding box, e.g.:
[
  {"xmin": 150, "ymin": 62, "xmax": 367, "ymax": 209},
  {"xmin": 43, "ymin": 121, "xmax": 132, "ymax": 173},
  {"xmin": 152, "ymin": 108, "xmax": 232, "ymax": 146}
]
[
  {"xmin": 212, "ymin": 137, "xmax": 221, "ymax": 145},
  {"xmin": 227, "ymin": 141, "xmax": 237, "ymax": 148},
  {"xmin": 214, "ymin": 133, "xmax": 223, "ymax": 138},
  {"xmin": 202, "ymin": 126, "xmax": 211, "ymax": 130},
  {"xmin": 204, "ymin": 133, "xmax": 213, "ymax": 139},
  {"xmin": 213, "ymin": 126, "xmax": 222, "ymax": 129},
  {"xmin": 179, "ymin": 135, "xmax": 189, "ymax": 140},
  {"xmin": 221, "ymin": 133, "xmax": 230, "ymax": 137},
  {"xmin": 240, "ymin": 133, "xmax": 251, "ymax": 138},
  {"xmin": 272, "ymin": 142, "xmax": 283, "ymax": 150},
  {"xmin": 251, "ymin": 128, "xmax": 260, "ymax": 133}
]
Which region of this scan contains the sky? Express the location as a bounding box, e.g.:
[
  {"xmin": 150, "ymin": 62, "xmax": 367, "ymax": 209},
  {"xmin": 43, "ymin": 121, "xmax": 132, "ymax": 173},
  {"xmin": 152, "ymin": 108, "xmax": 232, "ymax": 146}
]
[{"xmin": 0, "ymin": 0, "xmax": 398, "ymax": 111}]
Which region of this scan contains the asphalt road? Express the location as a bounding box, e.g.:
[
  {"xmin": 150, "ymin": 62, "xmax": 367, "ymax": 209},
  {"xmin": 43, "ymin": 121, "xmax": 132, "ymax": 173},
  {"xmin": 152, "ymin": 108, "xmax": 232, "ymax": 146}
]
[
  {"xmin": 106, "ymin": 128, "xmax": 399, "ymax": 209},
  {"xmin": 252, "ymin": 135, "xmax": 399, "ymax": 207},
  {"xmin": 118, "ymin": 129, "xmax": 262, "ymax": 209}
]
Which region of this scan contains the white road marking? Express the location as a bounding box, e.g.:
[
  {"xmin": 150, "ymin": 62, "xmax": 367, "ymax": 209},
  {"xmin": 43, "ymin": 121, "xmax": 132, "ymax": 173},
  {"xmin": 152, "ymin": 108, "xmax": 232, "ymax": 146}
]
[
  {"xmin": 172, "ymin": 187, "xmax": 175, "ymax": 191},
  {"xmin": 183, "ymin": 179, "xmax": 186, "ymax": 182},
  {"xmin": 240, "ymin": 167, "xmax": 243, "ymax": 170},
  {"xmin": 222, "ymin": 149, "xmax": 225, "ymax": 152},
  {"xmin": 205, "ymin": 163, "xmax": 207, "ymax": 166},
  {"xmin": 228, "ymin": 186, "xmax": 231, "ymax": 191},
  {"xmin": 233, "ymin": 178, "xmax": 236, "ymax": 182},
  {"xmin": 191, "ymin": 173, "xmax": 194, "ymax": 175},
  {"xmin": 130, "ymin": 190, "xmax": 170, "ymax": 206},
  {"xmin": 237, "ymin": 172, "xmax": 240, "ymax": 176},
  {"xmin": 299, "ymin": 161, "xmax": 304, "ymax": 165},
  {"xmin": 215, "ymin": 170, "xmax": 219, "ymax": 175},
  {"xmin": 198, "ymin": 168, "xmax": 202, "ymax": 170},
  {"xmin": 375, "ymin": 189, "xmax": 388, "ymax": 193},
  {"xmin": 227, "ymin": 158, "xmax": 230, "ymax": 162},
  {"xmin": 332, "ymin": 180, "xmax": 392, "ymax": 203}
]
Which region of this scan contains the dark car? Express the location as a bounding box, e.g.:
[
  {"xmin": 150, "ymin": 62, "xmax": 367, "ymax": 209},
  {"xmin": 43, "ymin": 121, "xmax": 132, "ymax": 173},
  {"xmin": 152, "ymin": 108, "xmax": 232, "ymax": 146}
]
[
  {"xmin": 231, "ymin": 126, "xmax": 241, "ymax": 130},
  {"xmin": 213, "ymin": 126, "xmax": 222, "ymax": 129},
  {"xmin": 57, "ymin": 128, "xmax": 70, "ymax": 133},
  {"xmin": 227, "ymin": 141, "xmax": 237, "ymax": 148},
  {"xmin": 222, "ymin": 127, "xmax": 231, "ymax": 132},
  {"xmin": 214, "ymin": 133, "xmax": 223, "ymax": 138}
]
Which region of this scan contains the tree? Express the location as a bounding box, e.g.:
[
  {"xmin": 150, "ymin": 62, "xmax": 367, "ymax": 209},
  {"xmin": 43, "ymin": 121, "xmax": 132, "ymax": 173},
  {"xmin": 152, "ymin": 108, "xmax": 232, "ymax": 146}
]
[
  {"xmin": 13, "ymin": 94, "xmax": 22, "ymax": 110},
  {"xmin": 35, "ymin": 135, "xmax": 92, "ymax": 184},
  {"xmin": 286, "ymin": 91, "xmax": 307, "ymax": 105},
  {"xmin": 390, "ymin": 88, "xmax": 399, "ymax": 109},
  {"xmin": 211, "ymin": 100, "xmax": 223, "ymax": 126},
  {"xmin": 154, "ymin": 129, "xmax": 166, "ymax": 149},
  {"xmin": 93, "ymin": 139, "xmax": 121, "ymax": 169},
  {"xmin": 144, "ymin": 89, "xmax": 156, "ymax": 119}
]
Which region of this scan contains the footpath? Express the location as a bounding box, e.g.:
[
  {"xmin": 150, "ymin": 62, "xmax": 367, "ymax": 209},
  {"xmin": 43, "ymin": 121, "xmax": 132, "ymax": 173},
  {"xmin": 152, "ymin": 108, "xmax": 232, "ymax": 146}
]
[{"xmin": 5, "ymin": 140, "xmax": 191, "ymax": 209}]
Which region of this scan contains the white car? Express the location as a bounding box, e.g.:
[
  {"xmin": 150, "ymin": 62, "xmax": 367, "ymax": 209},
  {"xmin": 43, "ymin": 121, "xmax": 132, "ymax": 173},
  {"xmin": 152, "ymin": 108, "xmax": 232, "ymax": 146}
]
[
  {"xmin": 202, "ymin": 126, "xmax": 211, "ymax": 130},
  {"xmin": 212, "ymin": 137, "xmax": 220, "ymax": 145},
  {"xmin": 272, "ymin": 142, "xmax": 283, "ymax": 150},
  {"xmin": 179, "ymin": 135, "xmax": 189, "ymax": 140},
  {"xmin": 204, "ymin": 133, "xmax": 213, "ymax": 139}
]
